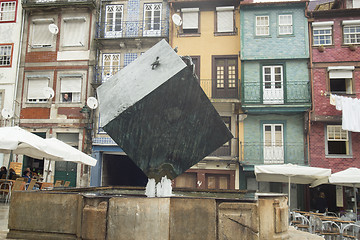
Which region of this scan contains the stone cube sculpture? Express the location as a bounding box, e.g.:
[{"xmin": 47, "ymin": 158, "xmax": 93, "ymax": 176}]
[{"xmin": 97, "ymin": 39, "xmax": 233, "ymax": 181}]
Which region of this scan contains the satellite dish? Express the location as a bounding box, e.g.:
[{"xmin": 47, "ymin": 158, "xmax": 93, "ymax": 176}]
[
  {"xmin": 48, "ymin": 24, "xmax": 59, "ymax": 34},
  {"xmin": 1, "ymin": 108, "xmax": 13, "ymax": 119},
  {"xmin": 43, "ymin": 87, "xmax": 55, "ymax": 99},
  {"xmin": 87, "ymin": 97, "xmax": 98, "ymax": 110},
  {"xmin": 172, "ymin": 14, "xmax": 182, "ymax": 26}
]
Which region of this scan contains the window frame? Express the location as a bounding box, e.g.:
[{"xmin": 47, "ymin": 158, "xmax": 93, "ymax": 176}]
[
  {"xmin": 60, "ymin": 13, "xmax": 90, "ymax": 51},
  {"xmin": 104, "ymin": 4, "xmax": 124, "ymax": 38},
  {"xmin": 312, "ymin": 21, "xmax": 334, "ymax": 46},
  {"xmin": 325, "ymin": 125, "xmax": 352, "ymax": 157},
  {"xmin": 0, "ymin": 43, "xmax": 13, "ymax": 67},
  {"xmin": 59, "ymin": 74, "xmax": 83, "ymax": 104},
  {"xmin": 255, "ymin": 15, "xmax": 269, "ymax": 36},
  {"xmin": 327, "ymin": 66, "xmax": 354, "ymax": 95},
  {"xmin": 143, "ymin": 2, "xmax": 162, "ymax": 37},
  {"xmin": 342, "ymin": 20, "xmax": 360, "ymax": 45},
  {"xmin": 180, "ymin": 7, "xmax": 200, "ymax": 36},
  {"xmin": 30, "ymin": 17, "xmax": 56, "ymax": 51},
  {"xmin": 262, "ymin": 122, "xmax": 285, "ymax": 164},
  {"xmin": 0, "ymin": 0, "xmax": 17, "ymax": 23},
  {"xmin": 56, "ymin": 72, "xmax": 86, "ymax": 106},
  {"xmin": 26, "ymin": 76, "xmax": 50, "ymax": 104},
  {"xmin": 215, "ymin": 6, "xmax": 235, "ymax": 35},
  {"xmin": 278, "ymin": 14, "xmax": 293, "ymax": 35}
]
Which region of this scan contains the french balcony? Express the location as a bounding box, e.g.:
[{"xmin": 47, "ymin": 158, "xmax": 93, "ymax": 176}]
[
  {"xmin": 95, "ymin": 20, "xmax": 169, "ymax": 40},
  {"xmin": 92, "ymin": 65, "xmax": 123, "ymax": 88},
  {"xmin": 199, "ymin": 79, "xmax": 240, "ymax": 101},
  {"xmin": 22, "ymin": 0, "xmax": 95, "ymax": 9},
  {"xmin": 241, "ymin": 80, "xmax": 311, "ymax": 112},
  {"xmin": 240, "ymin": 142, "xmax": 307, "ymax": 166}
]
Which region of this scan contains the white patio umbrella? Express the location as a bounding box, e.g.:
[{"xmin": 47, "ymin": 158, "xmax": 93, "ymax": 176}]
[
  {"xmin": 255, "ymin": 164, "xmax": 332, "ymax": 209},
  {"xmin": 329, "ymin": 167, "xmax": 360, "ymax": 218},
  {"xmin": 43, "ymin": 138, "xmax": 97, "ymax": 166}
]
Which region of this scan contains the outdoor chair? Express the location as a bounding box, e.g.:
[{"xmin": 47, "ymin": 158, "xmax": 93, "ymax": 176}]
[
  {"xmin": 54, "ymin": 180, "xmax": 62, "ymax": 187},
  {"xmin": 26, "ymin": 179, "xmax": 37, "ymax": 190},
  {"xmin": 309, "ymin": 215, "xmax": 323, "ymax": 235},
  {"xmin": 0, "ymin": 181, "xmax": 12, "ymax": 203},
  {"xmin": 321, "ymin": 220, "xmax": 341, "ymax": 240},
  {"xmin": 326, "ymin": 212, "xmax": 339, "ymax": 218},
  {"xmin": 341, "ymin": 223, "xmax": 360, "ymax": 240},
  {"xmin": 294, "ymin": 214, "xmax": 311, "ymax": 233},
  {"xmin": 64, "ymin": 181, "xmax": 70, "ymax": 187},
  {"xmin": 40, "ymin": 182, "xmax": 53, "ymax": 190}
]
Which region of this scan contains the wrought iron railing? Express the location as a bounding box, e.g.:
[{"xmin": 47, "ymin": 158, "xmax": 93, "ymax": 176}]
[
  {"xmin": 93, "ymin": 65, "xmax": 124, "ymax": 85},
  {"xmin": 198, "ymin": 79, "xmax": 240, "ymax": 100},
  {"xmin": 242, "ymin": 81, "xmax": 311, "ymax": 105},
  {"xmin": 240, "ymin": 141, "xmax": 307, "ymax": 165},
  {"xmin": 95, "ymin": 20, "xmax": 169, "ymax": 39}
]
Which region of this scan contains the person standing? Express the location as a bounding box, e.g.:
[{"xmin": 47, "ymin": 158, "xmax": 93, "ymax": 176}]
[{"xmin": 315, "ymin": 192, "xmax": 328, "ymax": 213}]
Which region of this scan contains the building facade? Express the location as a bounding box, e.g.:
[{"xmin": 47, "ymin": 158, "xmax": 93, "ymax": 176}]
[
  {"xmin": 240, "ymin": 0, "xmax": 311, "ymax": 208},
  {"xmin": 168, "ymin": 0, "xmax": 241, "ymax": 190},
  {"xmin": 90, "ymin": 0, "xmax": 169, "ymax": 187},
  {"xmin": 15, "ymin": 0, "xmax": 97, "ymax": 186},
  {"xmin": 309, "ymin": 0, "xmax": 360, "ymax": 212}
]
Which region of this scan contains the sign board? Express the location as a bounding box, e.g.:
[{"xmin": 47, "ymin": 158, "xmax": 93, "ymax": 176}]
[
  {"xmin": 336, "ymin": 185, "xmax": 344, "ymax": 207},
  {"xmin": 10, "ymin": 162, "xmax": 23, "ymax": 176}
]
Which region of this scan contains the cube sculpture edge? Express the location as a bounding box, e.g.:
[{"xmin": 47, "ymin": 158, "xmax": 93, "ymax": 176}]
[{"xmin": 97, "ymin": 40, "xmax": 233, "ymax": 181}]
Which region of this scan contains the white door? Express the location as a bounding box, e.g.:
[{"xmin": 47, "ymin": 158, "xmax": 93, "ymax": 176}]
[
  {"xmin": 102, "ymin": 54, "xmax": 120, "ymax": 82},
  {"xmin": 143, "ymin": 3, "xmax": 161, "ymax": 36},
  {"xmin": 263, "ymin": 124, "xmax": 284, "ymax": 164},
  {"xmin": 263, "ymin": 66, "xmax": 284, "ymax": 104},
  {"xmin": 105, "ymin": 5, "xmax": 123, "ymax": 38}
]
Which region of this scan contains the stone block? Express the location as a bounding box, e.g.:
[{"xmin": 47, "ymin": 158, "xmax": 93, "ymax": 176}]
[
  {"xmin": 97, "ymin": 39, "xmax": 233, "ymax": 181},
  {"xmin": 81, "ymin": 201, "xmax": 107, "ymax": 240}
]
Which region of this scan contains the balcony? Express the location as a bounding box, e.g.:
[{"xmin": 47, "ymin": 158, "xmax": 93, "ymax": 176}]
[
  {"xmin": 241, "ymin": 80, "xmax": 311, "ymax": 112},
  {"xmin": 207, "ymin": 138, "xmax": 238, "ymax": 160},
  {"xmin": 92, "ymin": 65, "xmax": 123, "ymax": 88},
  {"xmin": 199, "ymin": 79, "xmax": 239, "ymax": 101},
  {"xmin": 240, "ymin": 142, "xmax": 307, "ymax": 166},
  {"xmin": 95, "ymin": 20, "xmax": 169, "ymax": 41},
  {"xmin": 22, "ymin": 0, "xmax": 95, "ymax": 9}
]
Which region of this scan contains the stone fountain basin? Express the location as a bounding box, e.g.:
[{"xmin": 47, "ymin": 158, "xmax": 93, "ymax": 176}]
[{"xmin": 7, "ymin": 187, "xmax": 289, "ymax": 240}]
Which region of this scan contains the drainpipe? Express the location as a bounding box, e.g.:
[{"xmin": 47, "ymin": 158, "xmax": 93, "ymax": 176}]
[
  {"xmin": 307, "ymin": 9, "xmax": 314, "ymax": 166},
  {"xmin": 13, "ymin": 8, "xmax": 26, "ymax": 126}
]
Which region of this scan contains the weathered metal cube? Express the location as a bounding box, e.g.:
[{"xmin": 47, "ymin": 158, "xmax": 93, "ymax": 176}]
[{"xmin": 97, "ymin": 40, "xmax": 233, "ymax": 181}]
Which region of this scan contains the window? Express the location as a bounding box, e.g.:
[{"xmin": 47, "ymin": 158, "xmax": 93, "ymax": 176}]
[
  {"xmin": 326, "ymin": 125, "xmax": 350, "ymax": 155},
  {"xmin": 263, "ymin": 65, "xmax": 284, "ymax": 104},
  {"xmin": 0, "ymin": 1, "xmax": 15, "ymax": 22},
  {"xmin": 0, "ymin": 44, "xmax": 12, "ymax": 67},
  {"xmin": 173, "ymin": 172, "xmax": 197, "ymax": 189},
  {"xmin": 62, "ymin": 17, "xmax": 87, "ymax": 47},
  {"xmin": 343, "ymin": 20, "xmax": 360, "ymax": 44},
  {"xmin": 105, "ymin": 5, "xmax": 123, "ymax": 38},
  {"xmin": 263, "ymin": 123, "xmax": 284, "ymax": 164},
  {"xmin": 143, "ymin": 3, "xmax": 162, "ymax": 37},
  {"xmin": 31, "ymin": 18, "xmax": 55, "ymax": 48},
  {"xmin": 279, "ymin": 14, "xmax": 292, "ymax": 35},
  {"xmin": 346, "ymin": 0, "xmax": 360, "ymax": 8},
  {"xmin": 256, "ymin": 16, "xmax": 269, "ymax": 36},
  {"xmin": 181, "ymin": 8, "xmax": 199, "ymax": 34},
  {"xmin": 59, "ymin": 75, "xmax": 82, "ymax": 103},
  {"xmin": 312, "ymin": 21, "xmax": 333, "ymax": 46},
  {"xmin": 102, "ymin": 53, "xmax": 120, "ymax": 83},
  {"xmin": 216, "ymin": 6, "xmax": 234, "ymax": 33},
  {"xmin": 27, "ymin": 77, "xmax": 49, "ymax": 103},
  {"xmin": 212, "ymin": 56, "xmax": 238, "ymax": 98},
  {"xmin": 206, "ymin": 174, "xmax": 229, "ymax": 190},
  {"xmin": 328, "ymin": 66, "xmax": 354, "ymax": 94}
]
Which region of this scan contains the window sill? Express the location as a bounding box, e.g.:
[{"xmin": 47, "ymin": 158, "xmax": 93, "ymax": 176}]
[
  {"xmin": 325, "ymin": 154, "xmax": 353, "ymax": 158},
  {"xmin": 214, "ymin": 31, "xmax": 237, "ymax": 36},
  {"xmin": 178, "ymin": 33, "xmax": 201, "ymax": 37},
  {"xmin": 277, "ymin": 34, "xmax": 295, "ymax": 38},
  {"xmin": 255, "ymin": 35, "xmax": 271, "ymax": 38}
]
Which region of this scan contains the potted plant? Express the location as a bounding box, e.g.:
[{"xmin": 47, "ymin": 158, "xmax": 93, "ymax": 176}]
[
  {"xmin": 349, "ymin": 44, "xmax": 356, "ymax": 51},
  {"xmin": 318, "ymin": 45, "xmax": 325, "ymax": 52}
]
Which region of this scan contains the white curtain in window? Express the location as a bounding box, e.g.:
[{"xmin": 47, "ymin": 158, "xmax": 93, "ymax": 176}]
[
  {"xmin": 32, "ymin": 19, "xmax": 54, "ymax": 47},
  {"xmin": 63, "ymin": 17, "xmax": 86, "ymax": 47},
  {"xmin": 182, "ymin": 8, "xmax": 199, "ymax": 30},
  {"xmin": 28, "ymin": 79, "xmax": 49, "ymax": 99},
  {"xmin": 60, "ymin": 77, "xmax": 81, "ymax": 93},
  {"xmin": 216, "ymin": 7, "xmax": 234, "ymax": 33}
]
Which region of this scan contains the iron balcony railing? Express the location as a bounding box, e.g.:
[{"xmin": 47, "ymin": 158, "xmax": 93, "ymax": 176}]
[
  {"xmin": 198, "ymin": 78, "xmax": 240, "ymax": 100},
  {"xmin": 240, "ymin": 141, "xmax": 308, "ymax": 166},
  {"xmin": 95, "ymin": 20, "xmax": 169, "ymax": 39},
  {"xmin": 22, "ymin": 0, "xmax": 95, "ymax": 7},
  {"xmin": 93, "ymin": 65, "xmax": 124, "ymax": 85},
  {"xmin": 242, "ymin": 80, "xmax": 311, "ymax": 105}
]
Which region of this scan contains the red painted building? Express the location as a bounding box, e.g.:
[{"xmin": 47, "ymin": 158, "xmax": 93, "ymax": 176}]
[{"xmin": 308, "ymin": 0, "xmax": 360, "ymax": 211}]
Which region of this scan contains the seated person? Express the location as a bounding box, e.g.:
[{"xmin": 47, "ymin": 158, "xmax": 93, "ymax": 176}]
[
  {"xmin": 23, "ymin": 170, "xmax": 32, "ymax": 183},
  {"xmin": 0, "ymin": 166, "xmax": 7, "ymax": 179},
  {"xmin": 8, "ymin": 168, "xmax": 20, "ymax": 180}
]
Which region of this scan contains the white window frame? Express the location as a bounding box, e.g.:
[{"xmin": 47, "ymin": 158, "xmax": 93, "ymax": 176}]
[
  {"xmin": 26, "ymin": 76, "xmax": 50, "ymax": 103},
  {"xmin": 216, "ymin": 6, "xmax": 234, "ymax": 33},
  {"xmin": 326, "ymin": 125, "xmax": 351, "ymax": 156},
  {"xmin": 143, "ymin": 3, "xmax": 162, "ymax": 37},
  {"xmin": 0, "ymin": 1, "xmax": 16, "ymax": 22},
  {"xmin": 0, "ymin": 44, "xmax": 12, "ymax": 67},
  {"xmin": 263, "ymin": 123, "xmax": 284, "ymax": 164},
  {"xmin": 343, "ymin": 20, "xmax": 360, "ymax": 45},
  {"xmin": 105, "ymin": 5, "xmax": 123, "ymax": 38},
  {"xmin": 328, "ymin": 66, "xmax": 354, "ymax": 94},
  {"xmin": 278, "ymin": 14, "xmax": 292, "ymax": 35},
  {"xmin": 256, "ymin": 15, "xmax": 269, "ymax": 36},
  {"xmin": 31, "ymin": 18, "xmax": 55, "ymax": 48},
  {"xmin": 102, "ymin": 53, "xmax": 120, "ymax": 83},
  {"xmin": 263, "ymin": 65, "xmax": 284, "ymax": 104},
  {"xmin": 59, "ymin": 75, "xmax": 82, "ymax": 103},
  {"xmin": 312, "ymin": 21, "xmax": 333, "ymax": 46},
  {"xmin": 181, "ymin": 8, "xmax": 199, "ymax": 34},
  {"xmin": 62, "ymin": 17, "xmax": 87, "ymax": 47}
]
